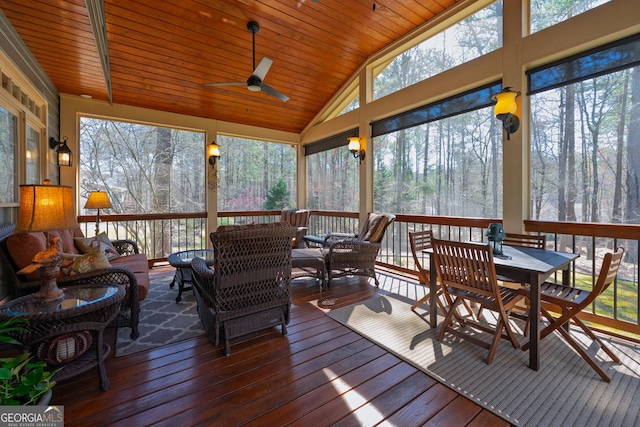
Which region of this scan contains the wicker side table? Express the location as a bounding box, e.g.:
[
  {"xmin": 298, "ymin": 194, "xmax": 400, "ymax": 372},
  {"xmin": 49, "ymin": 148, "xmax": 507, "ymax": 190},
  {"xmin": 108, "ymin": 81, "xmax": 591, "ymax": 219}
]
[
  {"xmin": 168, "ymin": 249, "xmax": 215, "ymax": 303},
  {"xmin": 0, "ymin": 284, "xmax": 125, "ymax": 391}
]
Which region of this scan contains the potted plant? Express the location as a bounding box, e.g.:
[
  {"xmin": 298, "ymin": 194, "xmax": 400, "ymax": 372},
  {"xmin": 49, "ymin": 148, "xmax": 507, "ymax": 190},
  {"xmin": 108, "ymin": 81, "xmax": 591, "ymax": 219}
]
[{"xmin": 0, "ymin": 317, "xmax": 58, "ymax": 405}]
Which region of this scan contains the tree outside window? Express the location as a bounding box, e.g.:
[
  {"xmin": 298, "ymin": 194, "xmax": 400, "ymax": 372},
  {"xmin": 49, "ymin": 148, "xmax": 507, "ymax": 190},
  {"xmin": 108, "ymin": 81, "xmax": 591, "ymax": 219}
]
[{"xmin": 217, "ymin": 136, "xmax": 296, "ymax": 211}]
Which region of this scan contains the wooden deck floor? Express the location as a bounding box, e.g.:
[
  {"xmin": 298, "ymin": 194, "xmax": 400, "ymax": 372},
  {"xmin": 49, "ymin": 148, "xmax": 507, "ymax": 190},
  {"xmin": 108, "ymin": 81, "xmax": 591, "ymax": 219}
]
[{"xmin": 53, "ymin": 266, "xmax": 511, "ymax": 427}]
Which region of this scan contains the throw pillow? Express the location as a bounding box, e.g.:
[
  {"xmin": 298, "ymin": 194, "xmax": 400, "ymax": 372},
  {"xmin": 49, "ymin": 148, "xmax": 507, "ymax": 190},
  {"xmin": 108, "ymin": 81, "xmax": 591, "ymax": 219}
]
[
  {"xmin": 74, "ymin": 232, "xmax": 120, "ymax": 260},
  {"xmin": 59, "ymin": 249, "xmax": 111, "ymax": 276}
]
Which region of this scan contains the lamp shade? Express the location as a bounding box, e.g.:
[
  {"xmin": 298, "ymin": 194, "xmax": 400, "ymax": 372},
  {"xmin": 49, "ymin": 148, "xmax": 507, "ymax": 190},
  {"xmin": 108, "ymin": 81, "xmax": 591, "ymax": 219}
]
[
  {"xmin": 84, "ymin": 191, "xmax": 113, "ymax": 210},
  {"xmin": 208, "ymin": 141, "xmax": 220, "ymax": 167},
  {"xmin": 493, "ymin": 90, "xmax": 518, "ymax": 116},
  {"xmin": 348, "ymin": 137, "xmax": 361, "ymax": 152},
  {"xmin": 16, "ymin": 184, "xmax": 78, "ymax": 233}
]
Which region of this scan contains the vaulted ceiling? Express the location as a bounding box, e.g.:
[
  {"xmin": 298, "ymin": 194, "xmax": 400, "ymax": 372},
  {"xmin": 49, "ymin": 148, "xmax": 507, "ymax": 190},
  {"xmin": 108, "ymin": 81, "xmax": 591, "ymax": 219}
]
[{"xmin": 0, "ymin": 0, "xmax": 461, "ymax": 133}]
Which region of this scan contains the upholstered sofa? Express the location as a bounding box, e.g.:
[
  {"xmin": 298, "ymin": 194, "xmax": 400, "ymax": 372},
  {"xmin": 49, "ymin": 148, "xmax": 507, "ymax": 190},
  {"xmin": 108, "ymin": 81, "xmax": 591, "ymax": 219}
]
[
  {"xmin": 191, "ymin": 222, "xmax": 296, "ymax": 355},
  {"xmin": 0, "ymin": 223, "xmax": 149, "ymax": 339}
]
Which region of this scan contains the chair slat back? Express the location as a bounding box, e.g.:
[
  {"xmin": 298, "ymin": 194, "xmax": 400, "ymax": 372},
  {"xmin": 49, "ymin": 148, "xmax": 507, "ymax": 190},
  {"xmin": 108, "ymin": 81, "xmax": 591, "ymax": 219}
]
[
  {"xmin": 586, "ymin": 248, "xmax": 624, "ymax": 307},
  {"xmin": 503, "ymin": 233, "xmax": 546, "ymax": 249},
  {"xmin": 432, "ymin": 239, "xmax": 498, "ymax": 299},
  {"xmin": 409, "ymin": 230, "xmax": 432, "ymax": 284}
]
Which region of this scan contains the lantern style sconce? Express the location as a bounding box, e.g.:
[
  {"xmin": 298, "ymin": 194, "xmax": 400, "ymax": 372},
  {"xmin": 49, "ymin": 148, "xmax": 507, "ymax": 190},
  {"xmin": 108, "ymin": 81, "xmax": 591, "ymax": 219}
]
[
  {"xmin": 492, "ymin": 87, "xmax": 520, "ymax": 141},
  {"xmin": 208, "ymin": 141, "xmax": 220, "ymax": 168},
  {"xmin": 348, "ymin": 137, "xmax": 365, "ymax": 164},
  {"xmin": 486, "ymin": 223, "xmax": 506, "ymax": 255},
  {"xmin": 49, "ymin": 136, "xmax": 73, "ymax": 167}
]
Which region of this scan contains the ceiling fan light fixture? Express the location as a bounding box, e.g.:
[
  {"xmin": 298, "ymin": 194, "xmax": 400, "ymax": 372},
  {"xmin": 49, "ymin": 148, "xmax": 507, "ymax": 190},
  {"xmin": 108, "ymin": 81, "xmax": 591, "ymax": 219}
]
[
  {"xmin": 203, "ymin": 21, "xmax": 289, "ymax": 102},
  {"xmin": 247, "ymin": 75, "xmax": 262, "ymax": 91}
]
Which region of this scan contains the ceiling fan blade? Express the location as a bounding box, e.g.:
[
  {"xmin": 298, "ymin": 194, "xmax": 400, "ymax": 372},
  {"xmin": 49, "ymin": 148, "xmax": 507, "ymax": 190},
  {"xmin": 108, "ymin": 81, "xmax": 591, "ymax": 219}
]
[
  {"xmin": 252, "ymin": 57, "xmax": 273, "ymax": 81},
  {"xmin": 204, "ymin": 82, "xmax": 246, "ymax": 87},
  {"xmin": 261, "ymin": 83, "xmax": 289, "ymax": 102}
]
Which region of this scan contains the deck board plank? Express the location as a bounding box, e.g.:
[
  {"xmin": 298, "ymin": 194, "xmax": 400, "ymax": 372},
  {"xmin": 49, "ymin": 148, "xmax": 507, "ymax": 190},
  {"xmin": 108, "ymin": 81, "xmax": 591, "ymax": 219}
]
[{"xmin": 52, "ymin": 266, "xmax": 511, "ymax": 427}]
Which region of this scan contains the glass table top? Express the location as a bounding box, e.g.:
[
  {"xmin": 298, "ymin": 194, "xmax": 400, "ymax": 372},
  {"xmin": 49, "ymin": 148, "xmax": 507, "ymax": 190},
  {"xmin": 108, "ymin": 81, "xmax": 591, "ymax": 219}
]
[
  {"xmin": 169, "ymin": 249, "xmax": 215, "ymax": 266},
  {"xmin": 2, "ymin": 285, "xmax": 120, "ymax": 316}
]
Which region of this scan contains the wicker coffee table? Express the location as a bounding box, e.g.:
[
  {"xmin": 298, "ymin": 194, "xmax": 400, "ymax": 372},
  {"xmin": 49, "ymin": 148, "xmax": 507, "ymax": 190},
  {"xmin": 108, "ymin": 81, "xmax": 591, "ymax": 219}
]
[
  {"xmin": 168, "ymin": 249, "xmax": 215, "ymax": 302},
  {"xmin": 0, "ymin": 284, "xmax": 125, "ymax": 391}
]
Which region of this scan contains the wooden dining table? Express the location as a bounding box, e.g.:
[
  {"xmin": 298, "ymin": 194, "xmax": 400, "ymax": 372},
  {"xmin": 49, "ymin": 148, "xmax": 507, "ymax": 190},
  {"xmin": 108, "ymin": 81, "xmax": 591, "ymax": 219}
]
[{"xmin": 426, "ymin": 244, "xmax": 579, "ymax": 371}]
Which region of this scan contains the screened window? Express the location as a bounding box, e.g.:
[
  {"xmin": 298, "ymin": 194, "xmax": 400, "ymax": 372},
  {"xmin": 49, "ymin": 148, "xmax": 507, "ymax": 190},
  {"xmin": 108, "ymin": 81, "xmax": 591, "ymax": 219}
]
[
  {"xmin": 0, "ymin": 105, "xmax": 17, "ymax": 205},
  {"xmin": 374, "ymin": 1, "xmax": 502, "ymax": 100},
  {"xmin": 529, "ymin": 35, "xmax": 640, "ymax": 224},
  {"xmin": 530, "ymin": 0, "xmax": 611, "ymax": 34},
  {"xmin": 217, "ymin": 136, "xmax": 296, "ymax": 211},
  {"xmin": 306, "ymin": 146, "xmax": 359, "ymax": 212},
  {"xmin": 373, "ymin": 83, "xmax": 503, "ymax": 217},
  {"xmin": 79, "ymin": 117, "xmax": 205, "ymax": 214},
  {"xmin": 304, "ymin": 129, "xmax": 359, "ymax": 212},
  {"xmin": 25, "ymin": 126, "xmax": 40, "ymax": 184},
  {"xmin": 374, "ymin": 108, "xmax": 502, "ymax": 217},
  {"xmin": 337, "ymin": 95, "xmax": 360, "ymax": 117}
]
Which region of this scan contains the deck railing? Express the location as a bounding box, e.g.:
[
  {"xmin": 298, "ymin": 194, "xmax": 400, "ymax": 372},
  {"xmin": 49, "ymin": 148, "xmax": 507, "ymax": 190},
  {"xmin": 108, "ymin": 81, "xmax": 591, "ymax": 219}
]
[
  {"xmin": 81, "ymin": 210, "xmax": 640, "ymax": 339},
  {"xmin": 78, "ymin": 212, "xmax": 208, "ymax": 265}
]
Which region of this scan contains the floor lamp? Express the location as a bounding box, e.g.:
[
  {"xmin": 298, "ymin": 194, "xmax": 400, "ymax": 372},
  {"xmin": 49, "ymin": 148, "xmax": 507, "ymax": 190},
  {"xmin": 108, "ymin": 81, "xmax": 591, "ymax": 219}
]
[
  {"xmin": 15, "ymin": 183, "xmax": 78, "ymax": 301},
  {"xmin": 84, "ymin": 191, "xmax": 112, "ymax": 236}
]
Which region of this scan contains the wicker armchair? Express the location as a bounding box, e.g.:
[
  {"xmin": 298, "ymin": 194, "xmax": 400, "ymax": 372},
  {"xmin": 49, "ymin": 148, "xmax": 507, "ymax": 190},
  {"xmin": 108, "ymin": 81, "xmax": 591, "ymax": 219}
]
[
  {"xmin": 191, "ymin": 222, "xmax": 296, "ymax": 355},
  {"xmin": 322, "ymin": 212, "xmax": 395, "ymax": 287}
]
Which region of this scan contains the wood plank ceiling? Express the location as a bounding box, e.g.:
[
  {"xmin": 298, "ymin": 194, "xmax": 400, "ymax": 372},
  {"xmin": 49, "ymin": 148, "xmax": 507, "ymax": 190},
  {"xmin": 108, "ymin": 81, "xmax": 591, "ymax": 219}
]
[{"xmin": 1, "ymin": 0, "xmax": 460, "ymax": 134}]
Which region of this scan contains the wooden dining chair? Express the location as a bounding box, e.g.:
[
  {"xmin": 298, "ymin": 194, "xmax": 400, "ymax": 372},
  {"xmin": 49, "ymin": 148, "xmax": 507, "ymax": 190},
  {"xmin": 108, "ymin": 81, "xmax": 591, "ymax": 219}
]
[
  {"xmin": 485, "ymin": 232, "xmax": 547, "ymax": 328},
  {"xmin": 409, "ymin": 230, "xmax": 472, "ymax": 317},
  {"xmin": 432, "ymin": 239, "xmax": 524, "ymax": 364},
  {"xmin": 522, "ymin": 247, "xmax": 624, "ymax": 381},
  {"xmin": 503, "ymin": 233, "xmax": 546, "ymax": 249}
]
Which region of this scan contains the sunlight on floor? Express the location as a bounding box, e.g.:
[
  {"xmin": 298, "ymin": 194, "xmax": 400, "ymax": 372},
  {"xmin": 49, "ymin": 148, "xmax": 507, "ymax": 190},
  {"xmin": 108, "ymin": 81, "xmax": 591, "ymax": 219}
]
[{"xmin": 323, "ymin": 367, "xmax": 386, "ymax": 425}]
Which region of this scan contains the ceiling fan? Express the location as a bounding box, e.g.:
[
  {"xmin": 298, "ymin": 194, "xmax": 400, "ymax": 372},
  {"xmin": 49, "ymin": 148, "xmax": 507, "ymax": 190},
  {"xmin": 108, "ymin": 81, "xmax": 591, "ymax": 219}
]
[{"xmin": 204, "ymin": 21, "xmax": 289, "ymax": 102}]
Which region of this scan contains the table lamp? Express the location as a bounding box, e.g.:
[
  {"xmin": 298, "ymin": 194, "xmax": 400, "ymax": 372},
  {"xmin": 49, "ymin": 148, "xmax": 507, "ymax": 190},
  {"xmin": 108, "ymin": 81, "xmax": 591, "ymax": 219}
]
[
  {"xmin": 15, "ymin": 183, "xmax": 78, "ymax": 301},
  {"xmin": 84, "ymin": 191, "xmax": 112, "ymax": 236},
  {"xmin": 486, "ymin": 223, "xmax": 506, "ymax": 255}
]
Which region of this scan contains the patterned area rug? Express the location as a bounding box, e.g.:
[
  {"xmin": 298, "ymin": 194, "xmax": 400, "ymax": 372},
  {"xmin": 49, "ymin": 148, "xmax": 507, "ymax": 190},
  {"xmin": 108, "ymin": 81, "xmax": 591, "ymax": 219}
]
[
  {"xmin": 328, "ymin": 293, "xmax": 640, "ymax": 427},
  {"xmin": 115, "ymin": 273, "xmax": 205, "ymax": 356}
]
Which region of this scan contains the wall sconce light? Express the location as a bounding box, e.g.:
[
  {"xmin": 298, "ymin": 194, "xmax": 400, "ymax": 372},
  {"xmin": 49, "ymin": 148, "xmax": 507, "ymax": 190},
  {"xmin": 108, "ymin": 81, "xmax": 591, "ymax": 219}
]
[
  {"xmin": 492, "ymin": 87, "xmax": 520, "ymax": 141},
  {"xmin": 49, "ymin": 136, "xmax": 73, "ymax": 167},
  {"xmin": 208, "ymin": 141, "xmax": 220, "ymax": 168},
  {"xmin": 348, "ymin": 137, "xmax": 365, "ymax": 163}
]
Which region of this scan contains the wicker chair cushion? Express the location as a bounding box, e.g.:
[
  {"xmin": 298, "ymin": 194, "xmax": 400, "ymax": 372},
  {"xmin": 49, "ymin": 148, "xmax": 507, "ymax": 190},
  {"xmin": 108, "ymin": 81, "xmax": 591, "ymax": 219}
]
[
  {"xmin": 74, "ymin": 232, "xmax": 120, "ymax": 260},
  {"xmin": 110, "ymin": 253, "xmax": 151, "ymax": 300},
  {"xmin": 361, "ymin": 213, "xmax": 390, "ymax": 243}
]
